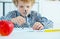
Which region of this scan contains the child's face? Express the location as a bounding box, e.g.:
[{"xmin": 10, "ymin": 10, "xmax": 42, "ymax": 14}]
[{"xmin": 17, "ymin": 1, "xmax": 32, "ymax": 16}]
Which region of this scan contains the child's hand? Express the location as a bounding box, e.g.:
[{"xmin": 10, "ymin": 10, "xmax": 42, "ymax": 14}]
[
  {"xmin": 11, "ymin": 16, "xmax": 26, "ymax": 26},
  {"xmin": 32, "ymin": 22, "xmax": 44, "ymax": 30}
]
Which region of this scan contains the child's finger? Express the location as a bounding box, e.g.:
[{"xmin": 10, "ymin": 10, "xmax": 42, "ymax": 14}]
[
  {"xmin": 36, "ymin": 25, "xmax": 42, "ymax": 30},
  {"xmin": 33, "ymin": 24, "xmax": 38, "ymax": 30},
  {"xmin": 39, "ymin": 26, "xmax": 44, "ymax": 30}
]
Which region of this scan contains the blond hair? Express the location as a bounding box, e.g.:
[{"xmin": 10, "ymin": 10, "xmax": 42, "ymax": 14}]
[{"xmin": 12, "ymin": 0, "xmax": 35, "ymax": 6}]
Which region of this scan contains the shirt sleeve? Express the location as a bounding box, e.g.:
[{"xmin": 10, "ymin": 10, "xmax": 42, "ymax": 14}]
[
  {"xmin": 0, "ymin": 11, "xmax": 22, "ymax": 28},
  {"xmin": 35, "ymin": 13, "xmax": 53, "ymax": 29},
  {"xmin": 0, "ymin": 11, "xmax": 16, "ymax": 20}
]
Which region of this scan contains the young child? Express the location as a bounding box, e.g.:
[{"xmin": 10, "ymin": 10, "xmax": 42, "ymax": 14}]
[{"xmin": 0, "ymin": 0, "xmax": 53, "ymax": 30}]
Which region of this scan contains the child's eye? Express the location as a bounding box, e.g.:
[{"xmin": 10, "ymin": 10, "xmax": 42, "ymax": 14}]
[
  {"xmin": 27, "ymin": 6, "xmax": 29, "ymax": 8},
  {"xmin": 20, "ymin": 6, "xmax": 24, "ymax": 8}
]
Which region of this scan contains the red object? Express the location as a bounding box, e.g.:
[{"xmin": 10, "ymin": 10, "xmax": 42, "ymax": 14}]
[{"xmin": 0, "ymin": 20, "xmax": 14, "ymax": 36}]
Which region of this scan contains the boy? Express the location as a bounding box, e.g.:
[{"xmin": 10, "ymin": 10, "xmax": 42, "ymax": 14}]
[{"xmin": 0, "ymin": 0, "xmax": 53, "ymax": 30}]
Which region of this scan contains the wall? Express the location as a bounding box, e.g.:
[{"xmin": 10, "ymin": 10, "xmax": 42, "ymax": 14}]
[{"xmin": 39, "ymin": 0, "xmax": 60, "ymax": 28}]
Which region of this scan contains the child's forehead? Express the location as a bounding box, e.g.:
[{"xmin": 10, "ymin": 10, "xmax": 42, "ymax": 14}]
[{"xmin": 18, "ymin": 1, "xmax": 32, "ymax": 6}]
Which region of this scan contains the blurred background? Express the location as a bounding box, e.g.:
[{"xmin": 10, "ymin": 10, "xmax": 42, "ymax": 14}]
[{"xmin": 0, "ymin": 0, "xmax": 60, "ymax": 28}]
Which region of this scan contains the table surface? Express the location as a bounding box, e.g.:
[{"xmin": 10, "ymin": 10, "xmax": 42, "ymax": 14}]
[{"xmin": 0, "ymin": 28, "xmax": 60, "ymax": 39}]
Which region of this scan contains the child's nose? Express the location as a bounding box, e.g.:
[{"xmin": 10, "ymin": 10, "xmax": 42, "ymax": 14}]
[
  {"xmin": 25, "ymin": 10, "xmax": 26, "ymax": 12},
  {"xmin": 24, "ymin": 7, "xmax": 27, "ymax": 11},
  {"xmin": 24, "ymin": 10, "xmax": 27, "ymax": 15}
]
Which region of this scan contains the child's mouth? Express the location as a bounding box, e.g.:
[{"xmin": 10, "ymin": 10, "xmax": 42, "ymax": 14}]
[{"xmin": 23, "ymin": 12, "xmax": 27, "ymax": 16}]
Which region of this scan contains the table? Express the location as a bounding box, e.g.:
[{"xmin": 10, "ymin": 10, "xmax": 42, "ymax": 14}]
[{"xmin": 0, "ymin": 28, "xmax": 60, "ymax": 39}]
